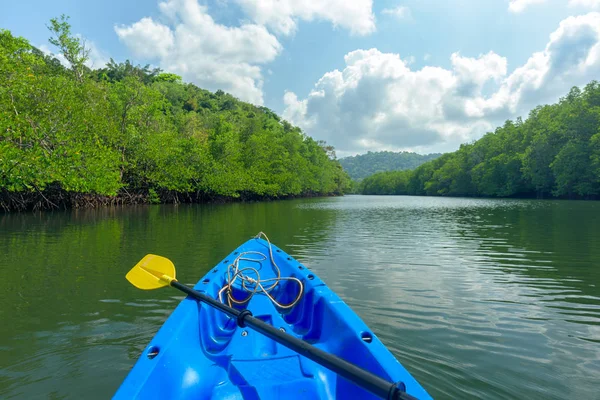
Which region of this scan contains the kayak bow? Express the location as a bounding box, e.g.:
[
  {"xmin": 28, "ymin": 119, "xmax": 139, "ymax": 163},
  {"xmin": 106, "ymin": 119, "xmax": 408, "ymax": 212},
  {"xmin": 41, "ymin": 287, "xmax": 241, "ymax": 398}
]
[{"xmin": 115, "ymin": 234, "xmax": 432, "ymax": 400}]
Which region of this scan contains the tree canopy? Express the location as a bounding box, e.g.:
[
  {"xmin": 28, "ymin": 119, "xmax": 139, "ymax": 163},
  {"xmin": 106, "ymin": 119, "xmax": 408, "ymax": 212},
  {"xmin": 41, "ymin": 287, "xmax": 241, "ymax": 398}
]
[
  {"xmin": 0, "ymin": 24, "xmax": 350, "ymax": 211},
  {"xmin": 359, "ymin": 83, "xmax": 600, "ymax": 199}
]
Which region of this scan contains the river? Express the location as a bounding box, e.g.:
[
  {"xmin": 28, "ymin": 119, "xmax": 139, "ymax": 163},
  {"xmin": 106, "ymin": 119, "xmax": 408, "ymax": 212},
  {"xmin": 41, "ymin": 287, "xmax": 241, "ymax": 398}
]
[{"xmin": 1, "ymin": 195, "xmax": 599, "ymax": 399}]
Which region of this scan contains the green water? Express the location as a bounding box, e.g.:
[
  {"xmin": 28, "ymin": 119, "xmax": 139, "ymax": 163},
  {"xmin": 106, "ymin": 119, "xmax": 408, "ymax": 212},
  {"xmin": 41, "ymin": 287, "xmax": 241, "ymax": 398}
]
[{"xmin": 1, "ymin": 196, "xmax": 599, "ymax": 399}]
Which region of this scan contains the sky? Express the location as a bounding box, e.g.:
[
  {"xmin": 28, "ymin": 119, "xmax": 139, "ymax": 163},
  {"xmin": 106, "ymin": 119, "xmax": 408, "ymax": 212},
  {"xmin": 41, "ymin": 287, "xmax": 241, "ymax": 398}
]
[{"xmin": 2, "ymin": 0, "xmax": 600, "ymax": 156}]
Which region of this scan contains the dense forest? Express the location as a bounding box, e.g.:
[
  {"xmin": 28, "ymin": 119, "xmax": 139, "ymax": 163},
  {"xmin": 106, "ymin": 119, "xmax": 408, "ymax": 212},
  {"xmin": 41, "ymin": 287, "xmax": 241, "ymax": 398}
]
[
  {"xmin": 339, "ymin": 151, "xmax": 441, "ymax": 180},
  {"xmin": 0, "ymin": 17, "xmax": 350, "ymax": 211},
  {"xmin": 359, "ymin": 82, "xmax": 600, "ymax": 198}
]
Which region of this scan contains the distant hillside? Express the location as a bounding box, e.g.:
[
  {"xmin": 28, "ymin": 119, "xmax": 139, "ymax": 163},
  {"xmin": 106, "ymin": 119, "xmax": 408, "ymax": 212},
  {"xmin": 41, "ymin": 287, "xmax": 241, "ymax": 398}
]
[{"xmin": 339, "ymin": 151, "xmax": 442, "ymax": 180}]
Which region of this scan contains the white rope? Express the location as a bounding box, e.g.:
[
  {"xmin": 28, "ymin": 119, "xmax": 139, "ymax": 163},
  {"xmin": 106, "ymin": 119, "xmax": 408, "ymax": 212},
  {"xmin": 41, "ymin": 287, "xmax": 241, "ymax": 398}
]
[{"xmin": 218, "ymin": 232, "xmax": 304, "ymax": 309}]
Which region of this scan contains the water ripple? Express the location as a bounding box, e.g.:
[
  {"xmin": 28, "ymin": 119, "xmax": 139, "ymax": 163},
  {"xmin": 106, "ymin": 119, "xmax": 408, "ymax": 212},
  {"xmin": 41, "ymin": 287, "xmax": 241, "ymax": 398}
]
[
  {"xmin": 1, "ymin": 196, "xmax": 599, "ymax": 399},
  {"xmin": 292, "ymin": 196, "xmax": 600, "ymax": 399}
]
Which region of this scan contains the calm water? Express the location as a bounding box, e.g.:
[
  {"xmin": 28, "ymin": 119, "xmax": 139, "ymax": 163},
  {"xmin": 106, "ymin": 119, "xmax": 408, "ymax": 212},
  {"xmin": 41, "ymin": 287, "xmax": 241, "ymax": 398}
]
[{"xmin": 1, "ymin": 196, "xmax": 599, "ymax": 399}]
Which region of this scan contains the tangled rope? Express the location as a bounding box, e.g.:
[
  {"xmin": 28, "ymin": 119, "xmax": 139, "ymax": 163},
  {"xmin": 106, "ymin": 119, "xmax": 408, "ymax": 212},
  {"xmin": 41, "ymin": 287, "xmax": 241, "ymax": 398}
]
[{"xmin": 218, "ymin": 232, "xmax": 304, "ymax": 309}]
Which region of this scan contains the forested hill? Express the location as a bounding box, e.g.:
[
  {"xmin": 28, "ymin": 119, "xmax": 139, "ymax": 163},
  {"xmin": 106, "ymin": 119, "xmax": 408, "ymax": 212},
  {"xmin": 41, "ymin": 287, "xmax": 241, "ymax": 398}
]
[
  {"xmin": 0, "ymin": 19, "xmax": 350, "ymax": 211},
  {"xmin": 339, "ymin": 151, "xmax": 442, "ymax": 180},
  {"xmin": 359, "ymin": 82, "xmax": 600, "ymax": 199}
]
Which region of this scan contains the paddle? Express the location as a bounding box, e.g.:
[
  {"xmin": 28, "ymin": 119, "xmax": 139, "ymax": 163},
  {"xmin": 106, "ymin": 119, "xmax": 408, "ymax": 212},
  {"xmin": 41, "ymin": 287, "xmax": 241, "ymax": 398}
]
[{"xmin": 126, "ymin": 254, "xmax": 419, "ymax": 400}]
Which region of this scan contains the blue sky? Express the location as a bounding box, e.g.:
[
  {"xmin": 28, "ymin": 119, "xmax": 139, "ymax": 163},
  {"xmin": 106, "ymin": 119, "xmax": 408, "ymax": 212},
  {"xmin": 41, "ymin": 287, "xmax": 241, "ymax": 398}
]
[{"xmin": 2, "ymin": 0, "xmax": 600, "ymax": 156}]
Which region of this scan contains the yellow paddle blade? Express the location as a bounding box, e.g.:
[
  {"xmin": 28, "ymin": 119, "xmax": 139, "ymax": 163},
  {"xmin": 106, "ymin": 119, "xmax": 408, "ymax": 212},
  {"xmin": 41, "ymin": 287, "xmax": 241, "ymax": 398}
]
[{"xmin": 126, "ymin": 254, "xmax": 176, "ymax": 290}]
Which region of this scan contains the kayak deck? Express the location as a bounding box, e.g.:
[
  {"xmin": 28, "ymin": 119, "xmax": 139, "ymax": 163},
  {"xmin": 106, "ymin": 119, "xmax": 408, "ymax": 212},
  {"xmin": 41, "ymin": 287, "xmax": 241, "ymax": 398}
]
[{"xmin": 115, "ymin": 236, "xmax": 432, "ymax": 399}]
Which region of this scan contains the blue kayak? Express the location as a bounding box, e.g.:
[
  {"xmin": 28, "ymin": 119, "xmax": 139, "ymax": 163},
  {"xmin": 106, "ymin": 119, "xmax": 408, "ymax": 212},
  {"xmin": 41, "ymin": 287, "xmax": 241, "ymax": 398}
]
[{"xmin": 115, "ymin": 234, "xmax": 432, "ymax": 400}]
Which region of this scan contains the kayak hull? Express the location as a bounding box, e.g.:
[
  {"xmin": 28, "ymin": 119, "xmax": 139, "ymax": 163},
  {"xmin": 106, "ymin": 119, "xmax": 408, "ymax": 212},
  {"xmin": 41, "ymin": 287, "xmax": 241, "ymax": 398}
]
[{"xmin": 115, "ymin": 237, "xmax": 432, "ymax": 399}]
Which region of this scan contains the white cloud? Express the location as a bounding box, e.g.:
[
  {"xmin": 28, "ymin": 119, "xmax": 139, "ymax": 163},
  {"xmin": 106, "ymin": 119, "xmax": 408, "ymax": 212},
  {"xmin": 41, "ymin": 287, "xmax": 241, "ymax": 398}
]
[
  {"xmin": 283, "ymin": 91, "xmax": 311, "ymax": 128},
  {"xmin": 115, "ymin": 0, "xmax": 281, "ymax": 104},
  {"xmin": 508, "ymin": 0, "xmax": 547, "ymax": 13},
  {"xmin": 283, "ymin": 13, "xmax": 600, "ymax": 155},
  {"xmin": 234, "ymin": 0, "xmax": 376, "ymax": 36},
  {"xmin": 381, "ymin": 5, "xmax": 411, "ymax": 21},
  {"xmin": 451, "ymin": 51, "xmax": 507, "ymax": 97},
  {"xmin": 476, "ymin": 12, "xmax": 600, "ymax": 115},
  {"xmin": 424, "ymin": 53, "xmax": 431, "ymax": 61},
  {"xmin": 114, "ymin": 18, "xmax": 174, "ymax": 59},
  {"xmin": 569, "ymin": 0, "xmax": 600, "ymax": 8}
]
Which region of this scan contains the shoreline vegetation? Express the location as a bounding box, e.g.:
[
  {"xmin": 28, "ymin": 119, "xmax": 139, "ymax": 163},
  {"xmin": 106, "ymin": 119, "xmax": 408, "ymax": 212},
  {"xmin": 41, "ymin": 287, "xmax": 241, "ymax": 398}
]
[
  {"xmin": 0, "ymin": 186, "xmax": 334, "ymax": 212},
  {"xmin": 0, "ymin": 17, "xmax": 350, "ymax": 212},
  {"xmin": 357, "ymin": 82, "xmax": 600, "ymax": 200}
]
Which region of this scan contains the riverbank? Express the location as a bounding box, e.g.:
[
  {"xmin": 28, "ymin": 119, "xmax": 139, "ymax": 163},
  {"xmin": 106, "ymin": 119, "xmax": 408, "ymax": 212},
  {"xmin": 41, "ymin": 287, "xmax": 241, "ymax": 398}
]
[
  {"xmin": 347, "ymin": 189, "xmax": 599, "ymax": 201},
  {"xmin": 0, "ymin": 186, "xmax": 342, "ymax": 212}
]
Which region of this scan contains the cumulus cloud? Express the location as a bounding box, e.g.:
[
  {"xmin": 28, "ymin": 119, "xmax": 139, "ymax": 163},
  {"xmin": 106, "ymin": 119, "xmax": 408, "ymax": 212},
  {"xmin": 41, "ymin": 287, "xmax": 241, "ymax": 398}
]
[
  {"xmin": 451, "ymin": 51, "xmax": 507, "ymax": 97},
  {"xmin": 115, "ymin": 0, "xmax": 281, "ymax": 104},
  {"xmin": 283, "ymin": 13, "xmax": 600, "ymax": 155},
  {"xmin": 234, "ymin": 0, "xmax": 376, "ymax": 36},
  {"xmin": 508, "ymin": 0, "xmax": 547, "ymax": 13},
  {"xmin": 381, "ymin": 5, "xmax": 411, "ymax": 21},
  {"xmin": 114, "ymin": 18, "xmax": 174, "ymax": 59}
]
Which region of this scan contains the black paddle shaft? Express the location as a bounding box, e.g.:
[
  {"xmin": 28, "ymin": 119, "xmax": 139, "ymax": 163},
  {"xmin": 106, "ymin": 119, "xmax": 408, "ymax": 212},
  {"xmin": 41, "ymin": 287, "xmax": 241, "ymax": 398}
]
[{"xmin": 170, "ymin": 280, "xmax": 418, "ymax": 400}]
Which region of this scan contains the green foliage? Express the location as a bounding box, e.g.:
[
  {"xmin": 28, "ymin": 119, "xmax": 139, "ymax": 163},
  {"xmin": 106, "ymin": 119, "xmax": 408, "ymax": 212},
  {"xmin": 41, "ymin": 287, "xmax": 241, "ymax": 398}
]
[
  {"xmin": 155, "ymin": 72, "xmax": 182, "ymax": 83},
  {"xmin": 339, "ymin": 151, "xmax": 442, "ymax": 180},
  {"xmin": 94, "ymin": 59, "xmax": 160, "ymax": 84},
  {"xmin": 360, "ymin": 82, "xmax": 600, "ymax": 199},
  {"xmin": 359, "ymin": 170, "xmax": 412, "ymax": 195},
  {"xmin": 0, "ymin": 26, "xmax": 349, "ymax": 210}
]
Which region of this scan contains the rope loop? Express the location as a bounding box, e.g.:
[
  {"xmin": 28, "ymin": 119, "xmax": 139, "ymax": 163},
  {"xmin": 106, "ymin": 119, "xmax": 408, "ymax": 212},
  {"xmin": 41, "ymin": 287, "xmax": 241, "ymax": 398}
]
[{"xmin": 218, "ymin": 232, "xmax": 304, "ymax": 309}]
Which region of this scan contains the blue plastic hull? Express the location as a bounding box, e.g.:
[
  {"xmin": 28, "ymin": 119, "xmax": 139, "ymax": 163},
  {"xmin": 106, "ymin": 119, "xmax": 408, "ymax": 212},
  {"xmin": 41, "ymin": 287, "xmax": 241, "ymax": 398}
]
[{"xmin": 115, "ymin": 237, "xmax": 432, "ymax": 399}]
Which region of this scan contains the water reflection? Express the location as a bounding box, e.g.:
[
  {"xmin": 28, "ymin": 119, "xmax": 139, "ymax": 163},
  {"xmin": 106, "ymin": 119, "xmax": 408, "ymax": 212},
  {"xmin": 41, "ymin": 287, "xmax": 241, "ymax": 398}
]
[
  {"xmin": 1, "ymin": 196, "xmax": 599, "ymax": 399},
  {"xmin": 0, "ymin": 200, "xmax": 338, "ymax": 399},
  {"xmin": 295, "ymin": 196, "xmax": 600, "ymax": 399}
]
